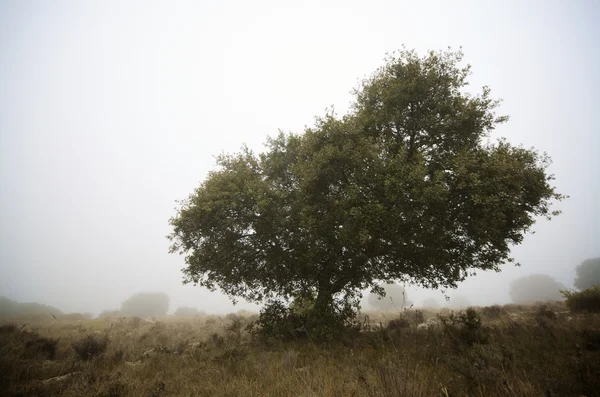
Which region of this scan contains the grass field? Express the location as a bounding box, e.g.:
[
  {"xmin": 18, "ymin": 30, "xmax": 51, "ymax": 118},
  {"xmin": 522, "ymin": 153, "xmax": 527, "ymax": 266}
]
[{"xmin": 1, "ymin": 303, "xmax": 599, "ymax": 397}]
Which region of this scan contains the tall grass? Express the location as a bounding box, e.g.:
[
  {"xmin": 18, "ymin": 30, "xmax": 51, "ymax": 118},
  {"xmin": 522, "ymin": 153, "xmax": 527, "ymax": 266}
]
[{"xmin": 0, "ymin": 305, "xmax": 599, "ymax": 396}]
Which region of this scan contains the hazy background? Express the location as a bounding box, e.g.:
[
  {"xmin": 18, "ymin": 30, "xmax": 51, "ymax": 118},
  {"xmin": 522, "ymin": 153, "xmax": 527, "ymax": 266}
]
[{"xmin": 1, "ymin": 0, "xmax": 598, "ymax": 315}]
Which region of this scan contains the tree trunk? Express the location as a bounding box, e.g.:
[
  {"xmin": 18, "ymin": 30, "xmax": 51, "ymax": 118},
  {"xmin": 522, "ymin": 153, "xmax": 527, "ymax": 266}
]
[{"xmin": 306, "ymin": 283, "xmax": 335, "ymax": 333}]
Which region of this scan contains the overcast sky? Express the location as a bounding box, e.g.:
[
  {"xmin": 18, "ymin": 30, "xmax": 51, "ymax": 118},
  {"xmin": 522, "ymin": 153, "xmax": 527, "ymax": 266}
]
[{"xmin": 1, "ymin": 0, "xmax": 598, "ymax": 315}]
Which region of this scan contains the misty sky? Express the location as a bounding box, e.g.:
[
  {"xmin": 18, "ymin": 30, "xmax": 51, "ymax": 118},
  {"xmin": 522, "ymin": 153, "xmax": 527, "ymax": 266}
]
[{"xmin": 1, "ymin": 0, "xmax": 598, "ymax": 315}]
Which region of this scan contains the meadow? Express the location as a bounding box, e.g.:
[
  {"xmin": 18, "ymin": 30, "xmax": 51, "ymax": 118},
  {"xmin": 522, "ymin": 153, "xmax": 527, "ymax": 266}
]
[{"xmin": 1, "ymin": 303, "xmax": 599, "ymax": 397}]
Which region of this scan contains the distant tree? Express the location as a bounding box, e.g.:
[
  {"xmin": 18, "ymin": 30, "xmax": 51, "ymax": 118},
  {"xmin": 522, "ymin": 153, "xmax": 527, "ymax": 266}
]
[
  {"xmin": 509, "ymin": 274, "xmax": 566, "ymax": 304},
  {"xmin": 446, "ymin": 295, "xmax": 471, "ymax": 309},
  {"xmin": 173, "ymin": 306, "xmax": 205, "ymax": 317},
  {"xmin": 574, "ymin": 258, "xmax": 600, "ymax": 291},
  {"xmin": 98, "ymin": 309, "xmax": 121, "ymax": 318},
  {"xmin": 120, "ymin": 292, "xmax": 169, "ymax": 317},
  {"xmin": 368, "ymin": 284, "xmax": 409, "ymax": 311},
  {"xmin": 422, "ymin": 297, "xmax": 440, "ymax": 309},
  {"xmin": 0, "ymin": 296, "xmax": 63, "ymax": 318},
  {"xmin": 169, "ymin": 47, "xmax": 565, "ymax": 335}
]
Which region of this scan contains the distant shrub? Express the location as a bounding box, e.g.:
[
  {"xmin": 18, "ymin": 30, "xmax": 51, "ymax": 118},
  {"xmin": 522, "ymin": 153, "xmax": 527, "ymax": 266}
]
[
  {"xmin": 562, "ymin": 286, "xmax": 600, "ymax": 313},
  {"xmin": 72, "ymin": 334, "xmax": 108, "ymax": 360}
]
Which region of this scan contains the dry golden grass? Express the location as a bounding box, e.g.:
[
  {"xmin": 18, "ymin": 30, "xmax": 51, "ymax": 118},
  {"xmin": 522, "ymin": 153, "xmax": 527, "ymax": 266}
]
[{"xmin": 1, "ymin": 304, "xmax": 599, "ymax": 397}]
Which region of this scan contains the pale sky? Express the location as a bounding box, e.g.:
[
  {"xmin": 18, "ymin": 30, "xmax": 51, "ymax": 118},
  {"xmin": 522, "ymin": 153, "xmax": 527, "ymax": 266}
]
[{"xmin": 1, "ymin": 0, "xmax": 598, "ymax": 315}]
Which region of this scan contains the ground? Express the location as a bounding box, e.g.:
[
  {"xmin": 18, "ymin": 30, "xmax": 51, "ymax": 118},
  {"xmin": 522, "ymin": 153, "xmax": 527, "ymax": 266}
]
[{"xmin": 1, "ymin": 303, "xmax": 599, "ymax": 397}]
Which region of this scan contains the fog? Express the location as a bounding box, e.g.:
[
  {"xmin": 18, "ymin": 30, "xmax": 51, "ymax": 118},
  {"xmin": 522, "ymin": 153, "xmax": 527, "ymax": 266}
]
[{"xmin": 1, "ymin": 1, "xmax": 598, "ymax": 315}]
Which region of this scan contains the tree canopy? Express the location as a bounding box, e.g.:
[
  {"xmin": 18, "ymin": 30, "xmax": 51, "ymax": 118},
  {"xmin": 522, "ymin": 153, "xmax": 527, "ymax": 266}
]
[
  {"xmin": 120, "ymin": 292, "xmax": 170, "ymax": 317},
  {"xmin": 169, "ymin": 48, "xmax": 564, "ymax": 327},
  {"xmin": 509, "ymin": 274, "xmax": 566, "ymax": 304},
  {"xmin": 574, "ymin": 258, "xmax": 600, "ymax": 291}
]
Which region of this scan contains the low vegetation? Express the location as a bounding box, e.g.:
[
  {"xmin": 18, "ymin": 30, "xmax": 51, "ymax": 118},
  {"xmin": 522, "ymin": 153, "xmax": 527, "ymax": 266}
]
[
  {"xmin": 1, "ymin": 303, "xmax": 599, "ymax": 397},
  {"xmin": 563, "ymin": 286, "xmax": 600, "ymax": 313}
]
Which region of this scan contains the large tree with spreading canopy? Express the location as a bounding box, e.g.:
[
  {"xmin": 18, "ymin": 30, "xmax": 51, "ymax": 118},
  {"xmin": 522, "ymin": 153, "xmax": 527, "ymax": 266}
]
[{"xmin": 168, "ymin": 48, "xmax": 564, "ymax": 330}]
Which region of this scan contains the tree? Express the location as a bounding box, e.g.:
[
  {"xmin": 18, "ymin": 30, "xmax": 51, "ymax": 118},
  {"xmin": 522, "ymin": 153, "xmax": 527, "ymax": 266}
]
[
  {"xmin": 367, "ymin": 283, "xmax": 409, "ymax": 311},
  {"xmin": 120, "ymin": 292, "xmax": 169, "ymax": 317},
  {"xmin": 509, "ymin": 274, "xmax": 566, "ymax": 304},
  {"xmin": 0, "ymin": 296, "xmax": 63, "ymax": 318},
  {"xmin": 169, "ymin": 48, "xmax": 564, "ymax": 334},
  {"xmin": 574, "ymin": 258, "xmax": 600, "ymax": 291}
]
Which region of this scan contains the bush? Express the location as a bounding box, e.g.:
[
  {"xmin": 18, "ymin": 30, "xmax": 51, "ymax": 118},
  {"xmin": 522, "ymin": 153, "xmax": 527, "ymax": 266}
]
[
  {"xmin": 24, "ymin": 335, "xmax": 59, "ymax": 360},
  {"xmin": 252, "ymin": 301, "xmax": 306, "ymax": 341},
  {"xmin": 535, "ymin": 304, "xmax": 557, "ymax": 320},
  {"xmin": 72, "ymin": 334, "xmax": 108, "ymax": 360},
  {"xmin": 0, "ymin": 324, "xmax": 18, "ymax": 334},
  {"xmin": 387, "ymin": 317, "xmax": 410, "ymax": 331},
  {"xmin": 439, "ymin": 308, "xmax": 489, "ymax": 348},
  {"xmin": 413, "ymin": 309, "xmax": 425, "ymax": 325},
  {"xmin": 534, "ymin": 304, "xmax": 557, "ymax": 328},
  {"xmin": 562, "ymin": 286, "xmax": 600, "ymax": 313},
  {"xmin": 253, "ymin": 299, "xmax": 360, "ymax": 342}
]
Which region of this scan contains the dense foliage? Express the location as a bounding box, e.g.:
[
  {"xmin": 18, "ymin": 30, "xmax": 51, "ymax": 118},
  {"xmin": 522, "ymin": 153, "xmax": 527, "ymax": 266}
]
[
  {"xmin": 169, "ymin": 48, "xmax": 564, "ymax": 333},
  {"xmin": 574, "ymin": 258, "xmax": 600, "ymax": 291},
  {"xmin": 562, "ymin": 286, "xmax": 600, "ymax": 312}
]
